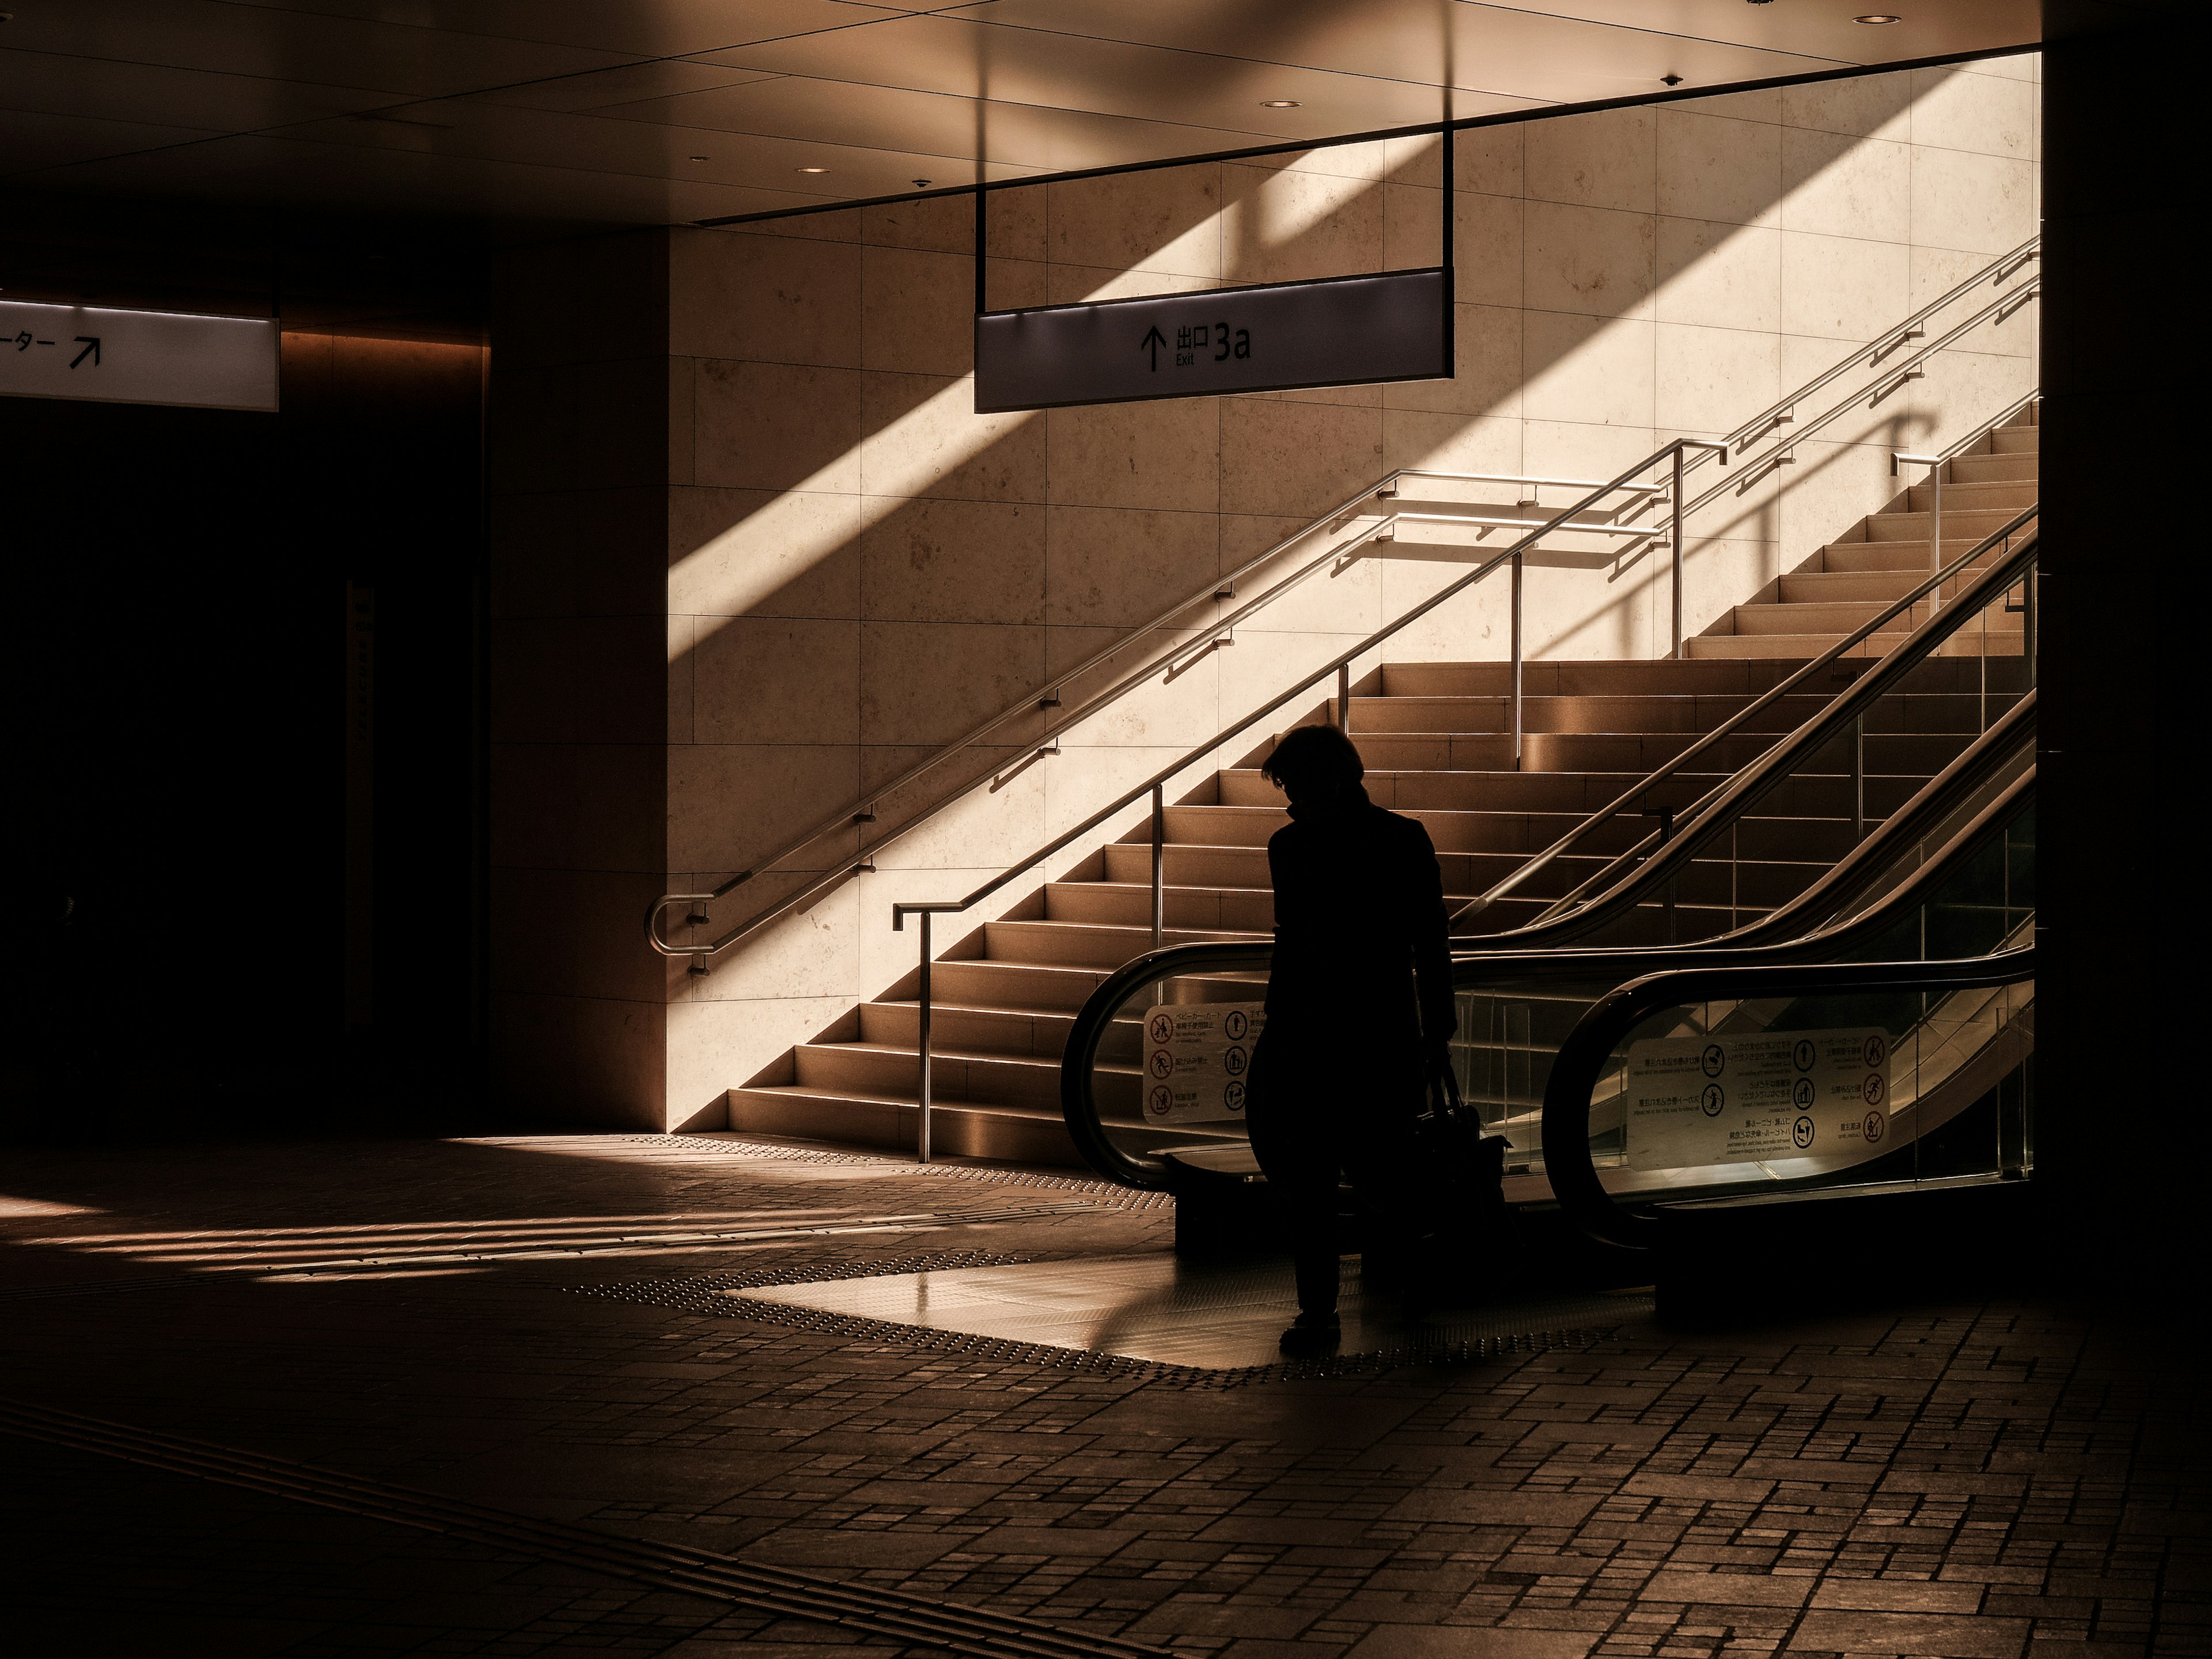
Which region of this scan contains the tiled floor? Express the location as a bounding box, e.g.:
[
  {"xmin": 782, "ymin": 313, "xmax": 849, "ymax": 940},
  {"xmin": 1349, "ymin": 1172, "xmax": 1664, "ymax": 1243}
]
[{"xmin": 1, "ymin": 1130, "xmax": 2205, "ymax": 1657}]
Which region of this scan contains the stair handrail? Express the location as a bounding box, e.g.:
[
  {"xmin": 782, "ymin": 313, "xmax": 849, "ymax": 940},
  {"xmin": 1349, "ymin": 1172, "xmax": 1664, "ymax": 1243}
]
[
  {"xmin": 1457, "ymin": 404, "xmax": 2041, "ymax": 934},
  {"xmin": 884, "ymin": 433, "xmax": 1728, "ymax": 1158},
  {"xmin": 1538, "ymin": 946, "xmax": 2035, "ymax": 1251},
  {"xmin": 1664, "ymin": 236, "xmax": 2039, "ymax": 527},
  {"xmin": 647, "ymin": 461, "xmax": 1669, "ymax": 964},
  {"xmin": 1502, "ymin": 512, "xmax": 2037, "ymax": 937},
  {"xmin": 648, "ymin": 240, "xmax": 2039, "ymax": 965}
]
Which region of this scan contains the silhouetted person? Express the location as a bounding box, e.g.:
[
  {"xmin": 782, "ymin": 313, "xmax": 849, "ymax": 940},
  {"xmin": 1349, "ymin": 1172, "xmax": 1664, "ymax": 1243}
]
[{"xmin": 1248, "ymin": 724, "xmax": 1456, "ymax": 1357}]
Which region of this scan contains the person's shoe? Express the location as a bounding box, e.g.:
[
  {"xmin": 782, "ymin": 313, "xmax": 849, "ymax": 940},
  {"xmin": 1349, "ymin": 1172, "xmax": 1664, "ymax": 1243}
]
[{"xmin": 1278, "ymin": 1312, "xmax": 1341, "ymax": 1358}]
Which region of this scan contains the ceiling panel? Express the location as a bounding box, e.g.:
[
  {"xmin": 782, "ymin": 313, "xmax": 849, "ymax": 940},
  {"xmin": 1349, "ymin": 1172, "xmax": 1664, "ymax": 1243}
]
[{"xmin": 0, "ymin": 0, "xmax": 2047, "ymax": 237}]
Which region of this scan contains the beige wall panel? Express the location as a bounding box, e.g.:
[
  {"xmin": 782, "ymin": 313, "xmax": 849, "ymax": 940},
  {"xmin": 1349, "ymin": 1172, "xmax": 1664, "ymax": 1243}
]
[
  {"xmin": 859, "ymin": 619, "xmax": 1044, "ymax": 747},
  {"xmin": 866, "ymin": 753, "xmax": 1050, "ymax": 874},
  {"xmin": 1657, "ymin": 108, "xmax": 1782, "ymax": 229},
  {"xmin": 1525, "ymin": 105, "xmax": 1656, "ymax": 213},
  {"xmin": 668, "ymin": 743, "xmax": 862, "ymax": 874},
  {"xmin": 1044, "ymin": 504, "xmax": 1218, "ymax": 629},
  {"xmin": 861, "ymin": 245, "xmax": 973, "ymax": 377},
  {"xmin": 862, "ymin": 191, "xmax": 974, "ymax": 255},
  {"xmin": 665, "ymin": 994, "xmax": 853, "ymax": 1125},
  {"xmin": 1384, "ymin": 304, "xmax": 1522, "ymax": 417},
  {"xmin": 668, "ymin": 486, "xmax": 863, "ymax": 620},
  {"xmin": 685, "ymin": 877, "xmax": 861, "ymax": 1004},
  {"xmin": 671, "ymin": 229, "xmax": 861, "ymax": 366},
  {"xmin": 983, "ymin": 186, "xmax": 1048, "ymax": 262},
  {"xmin": 1656, "ymin": 321, "xmax": 1781, "ymax": 434},
  {"xmin": 1773, "ymin": 438, "xmax": 1903, "ymax": 569},
  {"xmin": 860, "ymin": 371, "xmax": 1047, "ymax": 502},
  {"xmin": 1047, "ymin": 265, "xmax": 1217, "ymax": 305},
  {"xmin": 986, "ymin": 256, "xmax": 1050, "ymax": 310},
  {"xmin": 1047, "ymin": 397, "xmax": 1219, "ymax": 512},
  {"xmin": 669, "ymin": 616, "xmax": 694, "ymax": 745},
  {"xmin": 1224, "ymin": 162, "xmax": 1383, "ymax": 283},
  {"xmin": 1380, "ymin": 408, "xmax": 1521, "ymax": 476},
  {"xmin": 1453, "ymin": 123, "xmax": 1525, "ymax": 198},
  {"xmin": 669, "ymin": 355, "xmax": 694, "ymax": 486},
  {"xmin": 692, "ymin": 616, "xmax": 861, "ymax": 745},
  {"xmin": 1382, "ymin": 132, "xmax": 1444, "ymax": 188},
  {"xmin": 1218, "ymin": 399, "xmax": 1382, "ymax": 518},
  {"xmin": 1782, "ymin": 72, "xmax": 1914, "ymax": 142},
  {"xmin": 1657, "ymin": 218, "xmax": 1781, "ymax": 334},
  {"xmin": 1374, "ymin": 559, "xmax": 1514, "ymax": 664},
  {"xmin": 1781, "ymin": 126, "xmax": 1911, "ymax": 243},
  {"xmin": 1677, "ymin": 536, "xmax": 1778, "ymax": 637},
  {"xmin": 1778, "ymin": 229, "xmax": 1912, "ymax": 342},
  {"xmin": 1236, "ymin": 549, "xmax": 1386, "ymax": 642},
  {"xmin": 1524, "ymin": 200, "xmax": 1657, "ymax": 320},
  {"xmin": 694, "ymin": 358, "xmax": 863, "ymax": 492},
  {"xmin": 1522, "ymin": 313, "xmax": 1656, "ymax": 429},
  {"xmin": 860, "ymin": 496, "xmax": 1046, "ymax": 624},
  {"xmin": 726, "ymin": 207, "xmax": 860, "ymax": 244},
  {"xmin": 1382, "ymin": 180, "xmax": 1445, "ymax": 271},
  {"xmin": 1048, "ymin": 166, "xmax": 1223, "ymax": 278},
  {"xmin": 1910, "ymin": 147, "xmax": 2039, "ymax": 256},
  {"xmin": 1452, "ymin": 193, "xmax": 1526, "ymax": 309},
  {"xmin": 1908, "ymin": 65, "xmax": 2037, "ymax": 159},
  {"xmin": 1519, "ymin": 418, "xmax": 1662, "ymax": 482}
]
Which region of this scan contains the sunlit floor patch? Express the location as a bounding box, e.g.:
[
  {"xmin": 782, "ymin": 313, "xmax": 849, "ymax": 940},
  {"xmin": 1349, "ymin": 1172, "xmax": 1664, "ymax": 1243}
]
[{"xmin": 732, "ymin": 1253, "xmax": 1650, "ymax": 1370}]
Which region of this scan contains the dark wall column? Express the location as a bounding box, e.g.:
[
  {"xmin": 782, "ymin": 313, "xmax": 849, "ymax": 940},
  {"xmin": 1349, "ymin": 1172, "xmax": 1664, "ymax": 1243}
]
[{"xmin": 2037, "ymin": 14, "xmax": 2196, "ymax": 1260}]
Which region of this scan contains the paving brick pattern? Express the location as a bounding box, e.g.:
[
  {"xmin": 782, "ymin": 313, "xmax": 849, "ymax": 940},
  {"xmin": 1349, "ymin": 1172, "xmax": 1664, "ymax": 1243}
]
[{"xmin": 1, "ymin": 1133, "xmax": 2204, "ymax": 1657}]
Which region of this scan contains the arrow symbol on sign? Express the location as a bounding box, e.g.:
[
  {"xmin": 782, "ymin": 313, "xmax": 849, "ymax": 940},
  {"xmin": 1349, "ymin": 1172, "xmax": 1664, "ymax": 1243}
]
[
  {"xmin": 70, "ymin": 337, "xmax": 101, "ymax": 368},
  {"xmin": 1140, "ymin": 325, "xmax": 1165, "ymax": 370}
]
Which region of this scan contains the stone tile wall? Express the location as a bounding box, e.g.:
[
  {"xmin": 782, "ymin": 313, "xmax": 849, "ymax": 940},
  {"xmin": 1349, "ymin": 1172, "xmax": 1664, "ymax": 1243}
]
[{"xmin": 495, "ymin": 56, "xmax": 2039, "ymax": 1127}]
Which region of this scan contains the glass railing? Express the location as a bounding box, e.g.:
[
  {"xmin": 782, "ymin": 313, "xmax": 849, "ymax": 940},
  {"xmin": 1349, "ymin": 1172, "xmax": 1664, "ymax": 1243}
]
[
  {"xmin": 1537, "ymin": 947, "xmax": 2033, "ymax": 1251},
  {"xmin": 1061, "ymin": 726, "xmax": 2033, "ymax": 1192}
]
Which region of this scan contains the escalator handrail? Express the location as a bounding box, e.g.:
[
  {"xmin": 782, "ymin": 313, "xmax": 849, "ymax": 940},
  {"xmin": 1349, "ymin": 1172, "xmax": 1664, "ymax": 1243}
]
[
  {"xmin": 1446, "ymin": 709, "xmax": 2037, "ymax": 987},
  {"xmin": 1489, "ymin": 521, "xmax": 2038, "ymax": 946},
  {"xmin": 1059, "ymin": 942, "xmax": 1274, "ymax": 1190},
  {"xmin": 1062, "ymin": 749, "xmax": 2033, "ymax": 1189},
  {"xmin": 1539, "ymin": 946, "xmax": 2036, "ymax": 1251}
]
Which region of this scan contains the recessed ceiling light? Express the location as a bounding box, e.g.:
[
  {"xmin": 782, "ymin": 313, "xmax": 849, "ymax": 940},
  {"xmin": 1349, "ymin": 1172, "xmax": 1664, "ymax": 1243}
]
[
  {"xmin": 1855, "ymin": 13, "xmax": 1902, "ymax": 21},
  {"xmin": 796, "ymin": 166, "xmax": 829, "ymax": 174},
  {"xmin": 1260, "ymin": 99, "xmax": 1301, "ymax": 109},
  {"xmin": 688, "ymin": 154, "xmax": 709, "ymax": 162},
  {"xmin": 912, "ymin": 177, "xmax": 933, "ymax": 187}
]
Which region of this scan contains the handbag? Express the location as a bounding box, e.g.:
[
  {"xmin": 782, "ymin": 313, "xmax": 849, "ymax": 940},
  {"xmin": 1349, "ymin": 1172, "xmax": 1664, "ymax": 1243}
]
[{"xmin": 1412, "ymin": 1063, "xmax": 1509, "ymax": 1247}]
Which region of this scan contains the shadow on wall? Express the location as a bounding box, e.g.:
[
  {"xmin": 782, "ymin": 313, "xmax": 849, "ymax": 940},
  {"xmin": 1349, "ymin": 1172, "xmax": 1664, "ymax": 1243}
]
[{"xmin": 669, "ymin": 65, "xmax": 1987, "ymax": 888}]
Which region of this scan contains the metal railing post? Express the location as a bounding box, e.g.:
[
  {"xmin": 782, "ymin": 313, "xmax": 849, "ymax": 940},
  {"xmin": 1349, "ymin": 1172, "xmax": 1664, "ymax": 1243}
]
[
  {"xmin": 1929, "ymin": 461, "xmax": 1944, "ymax": 617},
  {"xmin": 1150, "ymin": 783, "xmax": 1165, "ymax": 952},
  {"xmin": 1510, "ymin": 551, "xmax": 1524, "ymax": 771},
  {"xmin": 916, "ymin": 910, "xmax": 933, "ymax": 1164},
  {"xmin": 1336, "ymin": 662, "xmax": 1350, "ymax": 733},
  {"xmin": 2024, "ymin": 566, "xmax": 2037, "ymax": 687},
  {"xmin": 1670, "ymin": 444, "xmax": 1685, "ymax": 661},
  {"xmin": 1852, "ymin": 715, "xmax": 1865, "ymax": 843}
]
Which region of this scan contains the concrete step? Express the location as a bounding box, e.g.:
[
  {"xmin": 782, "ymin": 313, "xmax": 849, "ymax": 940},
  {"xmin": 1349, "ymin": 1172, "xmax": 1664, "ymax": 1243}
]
[
  {"xmin": 1988, "ymin": 426, "xmax": 2040, "ymax": 454},
  {"xmin": 1377, "ymin": 660, "xmax": 1807, "ymax": 699},
  {"xmin": 1817, "ymin": 540, "xmax": 2004, "ymax": 574},
  {"xmin": 982, "ymin": 918, "xmax": 1264, "ymax": 971},
  {"xmin": 1945, "ymin": 452, "xmax": 2039, "ymax": 484},
  {"xmin": 1348, "ymin": 692, "xmax": 1835, "ymax": 737},
  {"xmin": 1864, "ymin": 506, "xmax": 2024, "ymax": 542},
  {"xmin": 1686, "ymin": 630, "xmax": 2022, "ymax": 660},
  {"xmin": 1903, "ymin": 479, "xmax": 2037, "ymax": 513},
  {"xmin": 727, "ymin": 1085, "xmax": 1221, "ymax": 1167},
  {"xmin": 795, "ymin": 1039, "xmax": 1127, "ymax": 1111}
]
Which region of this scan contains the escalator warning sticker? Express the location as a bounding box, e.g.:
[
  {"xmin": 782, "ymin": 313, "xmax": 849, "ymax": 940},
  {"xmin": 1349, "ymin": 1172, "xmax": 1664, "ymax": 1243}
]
[
  {"xmin": 1142, "ymin": 1002, "xmax": 1268, "ymax": 1123},
  {"xmin": 1624, "ymin": 1027, "xmax": 1893, "ymax": 1171}
]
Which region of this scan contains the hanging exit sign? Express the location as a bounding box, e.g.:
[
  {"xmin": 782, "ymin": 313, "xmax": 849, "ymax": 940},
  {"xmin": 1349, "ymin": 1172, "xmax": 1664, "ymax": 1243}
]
[
  {"xmin": 0, "ymin": 299, "xmax": 278, "ymax": 412},
  {"xmin": 973, "ymin": 267, "xmax": 1450, "ymax": 414}
]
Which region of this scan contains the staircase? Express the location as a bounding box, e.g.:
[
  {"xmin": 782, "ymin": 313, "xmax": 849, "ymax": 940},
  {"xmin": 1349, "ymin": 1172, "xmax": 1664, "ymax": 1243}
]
[
  {"xmin": 1694, "ymin": 407, "xmax": 2037, "ymax": 657},
  {"xmin": 729, "ymin": 408, "xmax": 2039, "ymax": 1166}
]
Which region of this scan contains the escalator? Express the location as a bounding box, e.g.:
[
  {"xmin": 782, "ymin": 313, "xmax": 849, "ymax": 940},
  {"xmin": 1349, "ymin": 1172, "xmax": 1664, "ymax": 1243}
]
[{"xmin": 1058, "ymin": 521, "xmax": 2040, "ymax": 1296}]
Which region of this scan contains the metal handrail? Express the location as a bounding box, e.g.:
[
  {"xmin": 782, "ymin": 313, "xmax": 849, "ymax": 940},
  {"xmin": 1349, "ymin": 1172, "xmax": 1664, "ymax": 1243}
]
[
  {"xmin": 1663, "ymin": 236, "xmax": 2038, "ymax": 518},
  {"xmin": 886, "ymin": 434, "xmax": 1730, "ymax": 1158},
  {"xmin": 1537, "ymin": 946, "xmax": 2035, "ymax": 1251},
  {"xmin": 1457, "ymin": 452, "xmax": 2038, "ymax": 934},
  {"xmin": 647, "ymin": 463, "xmax": 1677, "ymax": 963},
  {"xmin": 647, "ymin": 241, "xmax": 2038, "ymax": 965},
  {"xmin": 1513, "ymin": 513, "xmax": 2036, "ymax": 933},
  {"xmin": 1055, "ymin": 723, "xmax": 2036, "ymax": 1191}
]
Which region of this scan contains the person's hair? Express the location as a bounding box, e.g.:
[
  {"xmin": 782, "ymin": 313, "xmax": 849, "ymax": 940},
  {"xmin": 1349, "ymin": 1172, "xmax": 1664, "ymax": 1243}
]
[{"xmin": 1260, "ymin": 724, "xmax": 1365, "ymax": 794}]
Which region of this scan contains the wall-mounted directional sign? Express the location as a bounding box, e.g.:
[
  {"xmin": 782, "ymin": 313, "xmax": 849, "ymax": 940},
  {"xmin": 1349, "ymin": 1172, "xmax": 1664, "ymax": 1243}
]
[
  {"xmin": 975, "ymin": 267, "xmax": 1449, "ymax": 414},
  {"xmin": 0, "ymin": 300, "xmax": 278, "ymax": 412}
]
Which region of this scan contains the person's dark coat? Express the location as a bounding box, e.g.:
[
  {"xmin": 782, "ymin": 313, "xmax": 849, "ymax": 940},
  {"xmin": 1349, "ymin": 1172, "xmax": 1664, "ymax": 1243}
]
[{"xmin": 1258, "ymin": 783, "xmax": 1456, "ymax": 1076}]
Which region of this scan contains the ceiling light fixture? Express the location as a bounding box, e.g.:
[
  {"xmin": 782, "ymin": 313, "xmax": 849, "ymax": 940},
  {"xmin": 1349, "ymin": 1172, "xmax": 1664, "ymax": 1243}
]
[
  {"xmin": 912, "ymin": 177, "xmax": 933, "ymax": 187},
  {"xmin": 1260, "ymin": 99, "xmax": 1301, "ymax": 108},
  {"xmin": 1661, "ymin": 74, "xmax": 1685, "ymax": 86},
  {"xmin": 688, "ymin": 155, "xmax": 709, "ymax": 162},
  {"xmin": 796, "ymin": 166, "xmax": 829, "ymax": 174},
  {"xmin": 1855, "ymin": 13, "xmax": 1902, "ymax": 21}
]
